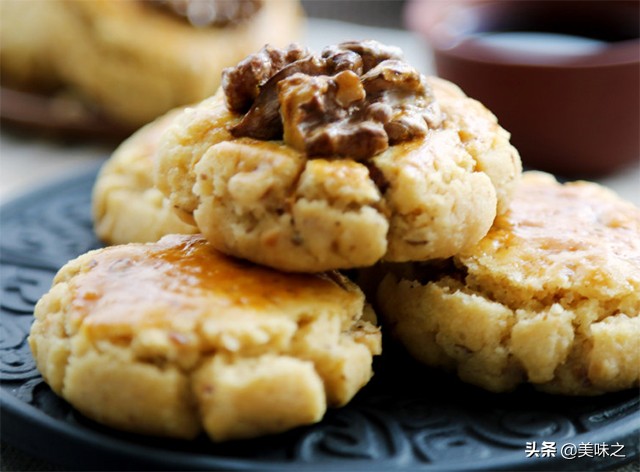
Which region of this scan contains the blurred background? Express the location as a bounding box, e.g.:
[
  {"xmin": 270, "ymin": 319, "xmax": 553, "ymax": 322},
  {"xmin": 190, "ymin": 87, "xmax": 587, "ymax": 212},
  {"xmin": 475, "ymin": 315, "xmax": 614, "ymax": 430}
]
[{"xmin": 301, "ymin": 0, "xmax": 406, "ymax": 28}]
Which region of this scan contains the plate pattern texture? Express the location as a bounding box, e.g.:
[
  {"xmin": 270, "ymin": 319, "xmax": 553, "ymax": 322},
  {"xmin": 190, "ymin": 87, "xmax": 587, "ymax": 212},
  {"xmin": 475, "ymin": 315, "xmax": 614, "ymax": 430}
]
[{"xmin": 1, "ymin": 167, "xmax": 638, "ymax": 471}]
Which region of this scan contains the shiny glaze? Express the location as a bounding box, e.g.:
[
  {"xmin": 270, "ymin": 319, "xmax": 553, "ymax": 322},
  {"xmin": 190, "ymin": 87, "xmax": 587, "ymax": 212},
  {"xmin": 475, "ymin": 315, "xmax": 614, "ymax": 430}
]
[
  {"xmin": 462, "ymin": 175, "xmax": 640, "ymax": 281},
  {"xmin": 71, "ymin": 235, "xmax": 354, "ymax": 327}
]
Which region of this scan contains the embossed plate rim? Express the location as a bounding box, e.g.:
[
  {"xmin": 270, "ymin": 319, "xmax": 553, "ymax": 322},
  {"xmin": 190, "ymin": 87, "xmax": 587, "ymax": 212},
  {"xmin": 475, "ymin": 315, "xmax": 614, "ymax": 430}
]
[{"xmin": 3, "ymin": 389, "xmax": 637, "ymax": 472}]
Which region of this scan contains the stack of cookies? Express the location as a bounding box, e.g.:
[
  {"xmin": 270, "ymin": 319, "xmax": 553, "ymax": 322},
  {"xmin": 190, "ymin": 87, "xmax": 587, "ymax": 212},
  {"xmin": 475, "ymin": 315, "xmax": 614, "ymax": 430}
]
[{"xmin": 29, "ymin": 40, "xmax": 639, "ymax": 444}]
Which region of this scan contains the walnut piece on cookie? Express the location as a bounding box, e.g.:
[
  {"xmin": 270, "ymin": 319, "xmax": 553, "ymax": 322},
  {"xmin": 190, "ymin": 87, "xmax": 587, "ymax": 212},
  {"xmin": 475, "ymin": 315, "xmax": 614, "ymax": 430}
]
[
  {"xmin": 93, "ymin": 108, "xmax": 197, "ymax": 245},
  {"xmin": 155, "ymin": 41, "xmax": 522, "ymax": 272},
  {"xmin": 29, "ymin": 234, "xmax": 381, "ymax": 441},
  {"xmin": 377, "ymin": 172, "xmax": 640, "ymax": 395}
]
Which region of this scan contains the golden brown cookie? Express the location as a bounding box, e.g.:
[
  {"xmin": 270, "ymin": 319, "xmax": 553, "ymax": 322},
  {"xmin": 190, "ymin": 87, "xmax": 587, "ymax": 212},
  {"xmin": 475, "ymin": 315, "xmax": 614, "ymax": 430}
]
[
  {"xmin": 377, "ymin": 172, "xmax": 640, "ymax": 395},
  {"xmin": 155, "ymin": 41, "xmax": 522, "ymax": 272},
  {"xmin": 1, "ymin": 0, "xmax": 303, "ymax": 128},
  {"xmin": 0, "ymin": 1, "xmax": 66, "ymax": 92},
  {"xmin": 29, "ymin": 234, "xmax": 381, "ymax": 441},
  {"xmin": 92, "ymin": 108, "xmax": 197, "ymax": 245}
]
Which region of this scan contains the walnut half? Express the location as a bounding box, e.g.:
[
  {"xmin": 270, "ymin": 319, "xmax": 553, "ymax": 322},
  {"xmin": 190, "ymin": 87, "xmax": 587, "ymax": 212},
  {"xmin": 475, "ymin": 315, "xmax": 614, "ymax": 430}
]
[
  {"xmin": 224, "ymin": 40, "xmax": 442, "ymax": 160},
  {"xmin": 279, "ymin": 71, "xmax": 388, "ymax": 160}
]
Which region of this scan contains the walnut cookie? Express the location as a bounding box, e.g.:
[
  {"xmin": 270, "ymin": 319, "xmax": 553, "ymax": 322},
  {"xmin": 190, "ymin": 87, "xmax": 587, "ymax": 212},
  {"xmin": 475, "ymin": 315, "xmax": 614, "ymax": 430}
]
[
  {"xmin": 93, "ymin": 108, "xmax": 197, "ymax": 245},
  {"xmin": 155, "ymin": 40, "xmax": 522, "ymax": 272},
  {"xmin": 377, "ymin": 172, "xmax": 640, "ymax": 395},
  {"xmin": 29, "ymin": 234, "xmax": 381, "ymax": 441}
]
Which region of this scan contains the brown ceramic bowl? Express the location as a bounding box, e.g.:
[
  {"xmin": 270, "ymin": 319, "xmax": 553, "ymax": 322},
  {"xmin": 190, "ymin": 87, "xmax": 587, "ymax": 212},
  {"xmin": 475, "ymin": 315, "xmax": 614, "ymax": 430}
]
[{"xmin": 406, "ymin": 0, "xmax": 640, "ymax": 177}]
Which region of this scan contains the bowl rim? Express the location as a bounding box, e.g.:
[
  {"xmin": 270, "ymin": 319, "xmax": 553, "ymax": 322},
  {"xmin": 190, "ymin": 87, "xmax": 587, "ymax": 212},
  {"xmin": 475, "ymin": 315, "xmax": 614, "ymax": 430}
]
[{"xmin": 407, "ymin": 0, "xmax": 640, "ymax": 69}]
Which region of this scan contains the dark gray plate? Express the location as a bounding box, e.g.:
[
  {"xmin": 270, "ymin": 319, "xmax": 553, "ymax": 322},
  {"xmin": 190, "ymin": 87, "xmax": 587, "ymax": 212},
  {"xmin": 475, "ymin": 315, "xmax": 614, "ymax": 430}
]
[{"xmin": 1, "ymin": 166, "xmax": 638, "ymax": 471}]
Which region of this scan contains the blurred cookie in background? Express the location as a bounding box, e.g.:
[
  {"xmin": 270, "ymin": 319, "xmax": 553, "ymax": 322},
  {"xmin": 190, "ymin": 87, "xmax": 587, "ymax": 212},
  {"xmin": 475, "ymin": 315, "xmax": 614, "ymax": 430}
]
[{"xmin": 0, "ymin": 0, "xmax": 304, "ymax": 138}]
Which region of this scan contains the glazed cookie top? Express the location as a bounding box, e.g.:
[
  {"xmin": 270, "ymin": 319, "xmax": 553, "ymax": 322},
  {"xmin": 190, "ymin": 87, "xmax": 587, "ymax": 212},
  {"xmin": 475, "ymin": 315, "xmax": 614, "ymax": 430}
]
[
  {"xmin": 66, "ymin": 235, "xmax": 363, "ymax": 334},
  {"xmin": 155, "ymin": 41, "xmax": 521, "ymax": 272},
  {"xmin": 459, "ymin": 171, "xmax": 640, "ymax": 305}
]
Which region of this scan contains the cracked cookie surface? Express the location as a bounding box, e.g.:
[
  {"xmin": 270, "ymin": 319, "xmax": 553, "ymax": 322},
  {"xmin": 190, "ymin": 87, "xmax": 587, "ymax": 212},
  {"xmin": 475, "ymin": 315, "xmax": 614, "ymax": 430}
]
[
  {"xmin": 155, "ymin": 61, "xmax": 521, "ymax": 272},
  {"xmin": 377, "ymin": 172, "xmax": 640, "ymax": 395},
  {"xmin": 29, "ymin": 234, "xmax": 381, "ymax": 441}
]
